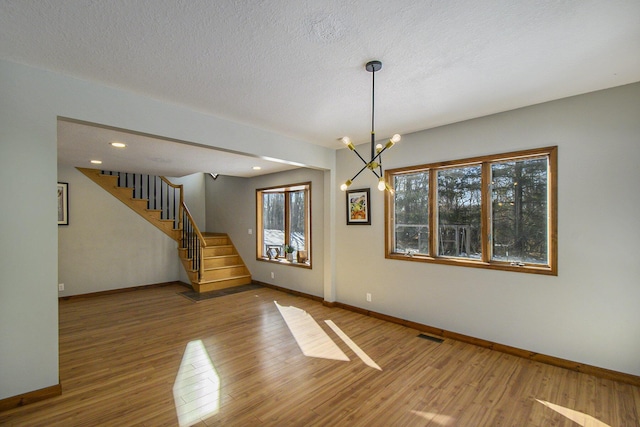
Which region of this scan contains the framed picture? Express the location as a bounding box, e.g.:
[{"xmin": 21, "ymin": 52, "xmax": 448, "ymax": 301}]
[
  {"xmin": 58, "ymin": 182, "xmax": 69, "ymax": 225},
  {"xmin": 346, "ymin": 188, "xmax": 371, "ymax": 225}
]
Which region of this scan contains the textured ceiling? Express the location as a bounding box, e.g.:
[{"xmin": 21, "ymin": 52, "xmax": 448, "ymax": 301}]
[{"xmin": 2, "ymin": 0, "xmax": 639, "ymax": 176}]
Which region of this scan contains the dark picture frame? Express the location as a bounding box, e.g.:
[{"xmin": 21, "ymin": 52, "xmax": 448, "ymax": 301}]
[
  {"xmin": 346, "ymin": 188, "xmax": 371, "ymax": 225},
  {"xmin": 58, "ymin": 182, "xmax": 69, "ymax": 225}
]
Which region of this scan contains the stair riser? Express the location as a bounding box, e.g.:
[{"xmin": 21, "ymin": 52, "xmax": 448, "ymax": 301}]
[
  {"xmin": 201, "ymin": 266, "xmax": 249, "ymax": 281},
  {"xmin": 204, "ymin": 238, "xmax": 229, "ymax": 246},
  {"xmin": 203, "ymin": 247, "xmax": 236, "ymax": 257},
  {"xmin": 194, "ymin": 276, "xmax": 253, "ymax": 293},
  {"xmin": 203, "ymin": 256, "xmax": 241, "ymax": 269}
]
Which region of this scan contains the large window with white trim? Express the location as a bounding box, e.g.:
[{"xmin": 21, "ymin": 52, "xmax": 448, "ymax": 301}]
[{"xmin": 385, "ymin": 147, "xmax": 557, "ymax": 275}]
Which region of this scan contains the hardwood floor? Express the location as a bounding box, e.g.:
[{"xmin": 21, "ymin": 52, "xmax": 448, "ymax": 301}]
[{"xmin": 1, "ymin": 284, "xmax": 638, "ymax": 426}]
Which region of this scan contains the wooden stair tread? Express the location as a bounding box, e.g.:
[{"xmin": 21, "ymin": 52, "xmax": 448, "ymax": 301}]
[
  {"xmin": 203, "ymin": 265, "xmax": 245, "ymax": 271},
  {"xmin": 203, "ymin": 254, "xmax": 238, "ymax": 259}
]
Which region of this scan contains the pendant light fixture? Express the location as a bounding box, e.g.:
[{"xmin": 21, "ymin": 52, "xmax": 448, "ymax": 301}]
[{"xmin": 340, "ymin": 60, "xmax": 400, "ymax": 192}]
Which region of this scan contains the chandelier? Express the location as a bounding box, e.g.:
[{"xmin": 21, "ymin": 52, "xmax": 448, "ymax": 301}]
[{"xmin": 340, "ymin": 60, "xmax": 400, "ymax": 193}]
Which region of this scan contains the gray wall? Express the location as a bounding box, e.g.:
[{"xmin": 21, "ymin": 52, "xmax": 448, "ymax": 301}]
[
  {"xmin": 335, "ymin": 82, "xmax": 640, "ymax": 376},
  {"xmin": 57, "ymin": 166, "xmax": 192, "ymax": 297},
  {"xmin": 206, "ymin": 168, "xmax": 326, "ymax": 298}
]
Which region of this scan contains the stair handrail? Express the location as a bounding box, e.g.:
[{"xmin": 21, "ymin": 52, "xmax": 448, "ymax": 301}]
[
  {"xmin": 159, "ymin": 176, "xmax": 184, "ymax": 231},
  {"xmin": 159, "ymin": 176, "xmax": 183, "ymax": 191},
  {"xmin": 181, "ymin": 202, "xmax": 206, "ymax": 280},
  {"xmin": 181, "ymin": 203, "xmax": 206, "ymax": 245}
]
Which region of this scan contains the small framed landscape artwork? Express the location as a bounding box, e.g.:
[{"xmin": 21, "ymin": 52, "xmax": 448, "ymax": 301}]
[
  {"xmin": 346, "ymin": 188, "xmax": 370, "ymax": 225},
  {"xmin": 58, "ymin": 182, "xmax": 69, "ymax": 225}
]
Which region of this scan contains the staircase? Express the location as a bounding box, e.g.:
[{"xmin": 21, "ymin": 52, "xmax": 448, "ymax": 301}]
[
  {"xmin": 182, "ymin": 233, "xmax": 252, "ymax": 293},
  {"xmin": 77, "ymin": 167, "xmax": 252, "ymax": 292}
]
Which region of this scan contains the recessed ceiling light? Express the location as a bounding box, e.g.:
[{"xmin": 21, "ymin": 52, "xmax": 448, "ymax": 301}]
[
  {"xmin": 252, "ymin": 166, "xmax": 262, "ymax": 170},
  {"xmin": 110, "ymin": 142, "xmax": 126, "ymax": 148},
  {"xmin": 90, "ymin": 160, "xmax": 102, "ymax": 164}
]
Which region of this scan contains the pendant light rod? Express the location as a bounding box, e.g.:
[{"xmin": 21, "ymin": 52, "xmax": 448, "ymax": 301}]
[{"xmin": 367, "ymin": 60, "xmax": 381, "ymax": 162}]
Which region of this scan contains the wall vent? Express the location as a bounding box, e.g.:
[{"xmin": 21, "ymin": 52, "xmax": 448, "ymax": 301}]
[{"xmin": 417, "ymin": 333, "xmax": 444, "ymax": 343}]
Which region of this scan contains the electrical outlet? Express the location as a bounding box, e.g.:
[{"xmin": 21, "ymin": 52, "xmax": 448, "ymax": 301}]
[
  {"xmin": 366, "ymin": 293, "xmax": 371, "ymax": 302},
  {"xmin": 248, "ymin": 228, "xmax": 253, "ymax": 235},
  {"xmin": 58, "ymin": 283, "xmax": 64, "ymax": 292},
  {"xmin": 271, "ymin": 272, "xmax": 275, "ymax": 279}
]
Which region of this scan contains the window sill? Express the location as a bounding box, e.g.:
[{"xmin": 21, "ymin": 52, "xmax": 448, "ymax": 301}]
[
  {"xmin": 257, "ymin": 257, "xmax": 312, "ymax": 269},
  {"xmin": 386, "ymin": 252, "xmax": 555, "ymax": 276}
]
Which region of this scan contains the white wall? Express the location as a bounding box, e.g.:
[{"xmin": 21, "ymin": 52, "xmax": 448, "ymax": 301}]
[
  {"xmin": 205, "ymin": 168, "xmax": 326, "ymax": 298},
  {"xmin": 335, "ymin": 82, "xmax": 640, "ymax": 376},
  {"xmin": 0, "ymin": 58, "xmax": 334, "ymax": 400},
  {"xmin": 57, "ymin": 166, "xmax": 183, "ymax": 296}
]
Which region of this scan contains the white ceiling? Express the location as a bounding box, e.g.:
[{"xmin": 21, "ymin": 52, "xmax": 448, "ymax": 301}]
[
  {"xmin": 2, "ymin": 0, "xmax": 640, "ymax": 177},
  {"xmin": 56, "ymin": 119, "xmax": 302, "ymax": 178}
]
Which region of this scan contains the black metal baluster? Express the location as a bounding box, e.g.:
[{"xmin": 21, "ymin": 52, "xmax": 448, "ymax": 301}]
[
  {"xmin": 174, "ymin": 188, "xmax": 178, "ymax": 229},
  {"xmin": 195, "ymin": 235, "xmax": 200, "ymax": 274},
  {"xmin": 190, "ymin": 220, "xmax": 193, "ymax": 268},
  {"xmin": 132, "ymin": 174, "xmax": 136, "ymax": 198},
  {"xmin": 189, "ymin": 218, "xmax": 195, "ymax": 268},
  {"xmin": 182, "ymin": 210, "xmax": 186, "ymax": 250}
]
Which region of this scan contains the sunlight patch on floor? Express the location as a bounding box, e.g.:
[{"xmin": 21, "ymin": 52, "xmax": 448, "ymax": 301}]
[
  {"xmin": 536, "ymin": 399, "xmax": 611, "ymax": 427},
  {"xmin": 173, "ymin": 340, "xmax": 221, "ymax": 427},
  {"xmin": 325, "ymin": 319, "xmax": 381, "ymax": 370},
  {"xmin": 275, "ymin": 301, "xmax": 349, "ymax": 361},
  {"xmin": 410, "ymin": 410, "xmax": 456, "ymax": 425}
]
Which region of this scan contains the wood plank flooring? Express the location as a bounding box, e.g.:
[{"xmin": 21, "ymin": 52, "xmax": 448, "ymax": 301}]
[{"xmin": 1, "ymin": 284, "xmax": 638, "ymax": 426}]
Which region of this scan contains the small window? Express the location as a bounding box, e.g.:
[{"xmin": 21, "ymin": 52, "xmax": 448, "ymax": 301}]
[
  {"xmin": 256, "ymin": 183, "xmax": 311, "ymax": 267},
  {"xmin": 385, "ymin": 147, "xmax": 557, "ymax": 275}
]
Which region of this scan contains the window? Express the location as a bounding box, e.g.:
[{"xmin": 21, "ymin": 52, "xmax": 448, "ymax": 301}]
[
  {"xmin": 385, "ymin": 147, "xmax": 557, "ymax": 275},
  {"xmin": 437, "ymin": 165, "xmax": 482, "ymax": 259},
  {"xmin": 256, "ymin": 182, "xmax": 311, "ymax": 267}
]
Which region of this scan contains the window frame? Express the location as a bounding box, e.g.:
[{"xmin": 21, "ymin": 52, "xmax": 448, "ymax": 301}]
[
  {"xmin": 384, "ymin": 147, "xmax": 557, "ymax": 275},
  {"xmin": 256, "ymin": 182, "xmax": 311, "ymax": 268}
]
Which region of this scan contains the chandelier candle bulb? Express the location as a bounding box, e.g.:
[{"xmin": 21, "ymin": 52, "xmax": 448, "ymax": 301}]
[
  {"xmin": 378, "ymin": 177, "xmax": 386, "ymax": 191},
  {"xmin": 341, "ymin": 136, "xmax": 355, "ymax": 150}
]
